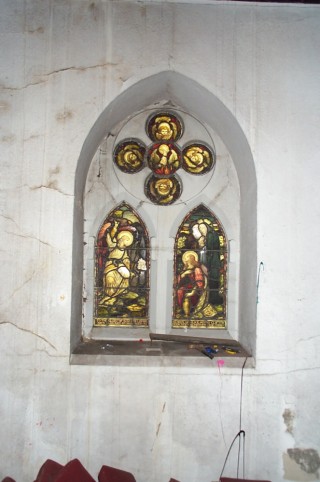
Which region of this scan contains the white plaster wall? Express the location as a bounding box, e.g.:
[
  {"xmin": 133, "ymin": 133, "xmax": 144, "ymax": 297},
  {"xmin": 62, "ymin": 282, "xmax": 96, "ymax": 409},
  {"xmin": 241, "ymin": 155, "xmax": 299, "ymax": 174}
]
[{"xmin": 1, "ymin": 1, "xmax": 320, "ymax": 481}]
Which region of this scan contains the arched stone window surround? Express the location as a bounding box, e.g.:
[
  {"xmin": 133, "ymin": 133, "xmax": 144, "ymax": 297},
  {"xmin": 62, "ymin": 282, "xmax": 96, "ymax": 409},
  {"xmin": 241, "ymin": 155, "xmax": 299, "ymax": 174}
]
[{"xmin": 70, "ymin": 71, "xmax": 257, "ymax": 361}]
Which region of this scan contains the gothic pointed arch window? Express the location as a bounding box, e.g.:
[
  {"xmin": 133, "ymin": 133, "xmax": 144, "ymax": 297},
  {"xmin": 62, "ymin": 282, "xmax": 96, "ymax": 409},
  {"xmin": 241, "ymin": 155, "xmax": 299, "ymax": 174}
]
[
  {"xmin": 72, "ymin": 72, "xmax": 257, "ymax": 363},
  {"xmin": 173, "ymin": 205, "xmax": 227, "ymax": 329},
  {"xmin": 80, "ymin": 105, "xmax": 240, "ymax": 343},
  {"xmin": 94, "ymin": 202, "xmax": 150, "ymax": 328}
]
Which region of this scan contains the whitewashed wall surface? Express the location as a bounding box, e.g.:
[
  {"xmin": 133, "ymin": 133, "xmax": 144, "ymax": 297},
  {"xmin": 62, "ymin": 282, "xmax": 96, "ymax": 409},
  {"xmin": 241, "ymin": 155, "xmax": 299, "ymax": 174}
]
[{"xmin": 1, "ymin": 1, "xmax": 320, "ymax": 481}]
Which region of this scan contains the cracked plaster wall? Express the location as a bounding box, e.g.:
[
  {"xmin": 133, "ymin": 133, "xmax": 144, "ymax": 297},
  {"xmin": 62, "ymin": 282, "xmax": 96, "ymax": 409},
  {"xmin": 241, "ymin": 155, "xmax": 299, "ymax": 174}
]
[{"xmin": 1, "ymin": 1, "xmax": 320, "ymax": 482}]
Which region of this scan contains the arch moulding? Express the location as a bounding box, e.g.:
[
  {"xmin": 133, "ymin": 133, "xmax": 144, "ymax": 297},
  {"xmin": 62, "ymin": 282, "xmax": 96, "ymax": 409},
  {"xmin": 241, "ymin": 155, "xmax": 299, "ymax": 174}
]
[{"xmin": 70, "ymin": 71, "xmax": 257, "ymax": 363}]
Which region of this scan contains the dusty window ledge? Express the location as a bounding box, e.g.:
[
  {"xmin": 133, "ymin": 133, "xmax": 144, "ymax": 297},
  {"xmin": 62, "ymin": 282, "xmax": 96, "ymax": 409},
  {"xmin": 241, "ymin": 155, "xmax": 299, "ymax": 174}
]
[{"xmin": 70, "ymin": 335, "xmax": 253, "ymax": 367}]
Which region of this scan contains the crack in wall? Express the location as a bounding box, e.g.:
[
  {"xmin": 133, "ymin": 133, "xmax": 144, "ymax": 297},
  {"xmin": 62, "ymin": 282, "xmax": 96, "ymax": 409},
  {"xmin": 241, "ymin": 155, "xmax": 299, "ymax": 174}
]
[
  {"xmin": 279, "ymin": 335, "xmax": 320, "ymax": 354},
  {"xmin": 250, "ymin": 362, "xmax": 320, "ymax": 376},
  {"xmin": 1, "ymin": 214, "xmax": 20, "ymax": 229},
  {"xmin": 0, "ymin": 268, "xmax": 37, "ymax": 305},
  {"xmin": 212, "ymin": 179, "xmax": 229, "ymax": 203},
  {"xmin": 5, "ymin": 231, "xmax": 52, "ymax": 247},
  {"xmin": 1, "ymin": 62, "xmax": 118, "ymax": 92},
  {"xmin": 30, "ymin": 183, "xmax": 73, "ymax": 197},
  {"xmin": 150, "ymin": 401, "xmax": 166, "ymax": 452},
  {"xmin": 0, "ymin": 321, "xmax": 56, "ymax": 350},
  {"xmin": 35, "ymin": 348, "xmax": 67, "ymax": 358}
]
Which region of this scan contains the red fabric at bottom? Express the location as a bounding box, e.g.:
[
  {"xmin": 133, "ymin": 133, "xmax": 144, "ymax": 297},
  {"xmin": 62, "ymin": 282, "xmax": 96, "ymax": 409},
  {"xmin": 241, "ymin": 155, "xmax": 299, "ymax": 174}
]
[
  {"xmin": 34, "ymin": 459, "xmax": 64, "ymax": 482},
  {"xmin": 98, "ymin": 465, "xmax": 136, "ymax": 482},
  {"xmin": 54, "ymin": 459, "xmax": 96, "ymax": 482}
]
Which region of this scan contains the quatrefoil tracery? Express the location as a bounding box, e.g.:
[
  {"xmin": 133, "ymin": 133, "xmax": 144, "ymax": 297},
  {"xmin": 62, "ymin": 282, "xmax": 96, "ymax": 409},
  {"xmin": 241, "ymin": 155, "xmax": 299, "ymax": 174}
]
[{"xmin": 113, "ymin": 111, "xmax": 215, "ymax": 205}]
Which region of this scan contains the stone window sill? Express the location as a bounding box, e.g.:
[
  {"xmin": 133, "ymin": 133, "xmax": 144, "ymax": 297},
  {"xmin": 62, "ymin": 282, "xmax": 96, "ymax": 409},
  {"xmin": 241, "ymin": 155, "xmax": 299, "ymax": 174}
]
[{"xmin": 70, "ymin": 336, "xmax": 253, "ymax": 368}]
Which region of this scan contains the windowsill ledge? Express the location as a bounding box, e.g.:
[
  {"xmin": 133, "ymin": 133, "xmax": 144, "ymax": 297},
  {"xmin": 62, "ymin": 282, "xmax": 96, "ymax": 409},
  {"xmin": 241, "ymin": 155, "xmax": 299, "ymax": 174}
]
[{"xmin": 70, "ymin": 339, "xmax": 253, "ymax": 368}]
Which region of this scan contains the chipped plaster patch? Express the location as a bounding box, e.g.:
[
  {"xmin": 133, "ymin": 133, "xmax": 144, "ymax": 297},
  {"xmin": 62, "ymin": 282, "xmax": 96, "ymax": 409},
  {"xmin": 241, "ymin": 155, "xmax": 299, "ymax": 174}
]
[
  {"xmin": 1, "ymin": 134, "xmax": 15, "ymax": 143},
  {"xmin": 288, "ymin": 449, "xmax": 320, "ymax": 475},
  {"xmin": 46, "ymin": 180, "xmax": 59, "ymax": 190},
  {"xmin": 28, "ymin": 26, "xmax": 44, "ymax": 34},
  {"xmin": 49, "ymin": 166, "xmax": 61, "ymax": 176},
  {"xmin": 283, "ymin": 408, "xmax": 295, "ymax": 434},
  {"xmin": 283, "ymin": 449, "xmax": 320, "ymax": 481},
  {"xmin": 56, "ymin": 110, "xmax": 73, "ymax": 122}
]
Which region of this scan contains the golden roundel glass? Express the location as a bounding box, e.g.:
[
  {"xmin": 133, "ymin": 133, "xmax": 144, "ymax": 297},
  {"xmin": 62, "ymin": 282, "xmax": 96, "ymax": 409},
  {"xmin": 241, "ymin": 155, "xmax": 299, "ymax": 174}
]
[
  {"xmin": 145, "ymin": 174, "xmax": 182, "ymax": 205},
  {"xmin": 113, "ymin": 139, "xmax": 146, "ymax": 173},
  {"xmin": 146, "ymin": 112, "xmax": 183, "ymax": 142},
  {"xmin": 147, "ymin": 143, "xmax": 181, "ymax": 176},
  {"xmin": 182, "ymin": 143, "xmax": 215, "ymax": 175}
]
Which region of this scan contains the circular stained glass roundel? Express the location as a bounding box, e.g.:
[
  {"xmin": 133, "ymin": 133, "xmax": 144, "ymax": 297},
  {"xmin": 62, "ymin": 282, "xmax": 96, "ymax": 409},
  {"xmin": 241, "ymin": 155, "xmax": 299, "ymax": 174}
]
[
  {"xmin": 113, "ymin": 139, "xmax": 146, "ymax": 173},
  {"xmin": 146, "ymin": 111, "xmax": 183, "ymax": 142},
  {"xmin": 182, "ymin": 142, "xmax": 215, "ymax": 175},
  {"xmin": 147, "ymin": 143, "xmax": 181, "ymax": 176},
  {"xmin": 145, "ymin": 174, "xmax": 182, "ymax": 205}
]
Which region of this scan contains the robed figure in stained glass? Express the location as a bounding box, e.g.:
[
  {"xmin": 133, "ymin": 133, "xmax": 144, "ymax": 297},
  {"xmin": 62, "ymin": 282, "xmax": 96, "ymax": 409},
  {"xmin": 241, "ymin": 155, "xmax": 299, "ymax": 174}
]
[
  {"xmin": 100, "ymin": 227, "xmax": 135, "ymax": 304},
  {"xmin": 94, "ymin": 203, "xmax": 149, "ymax": 327},
  {"xmin": 176, "ymin": 250, "xmax": 210, "ymax": 317},
  {"xmin": 173, "ymin": 205, "xmax": 227, "ymax": 329}
]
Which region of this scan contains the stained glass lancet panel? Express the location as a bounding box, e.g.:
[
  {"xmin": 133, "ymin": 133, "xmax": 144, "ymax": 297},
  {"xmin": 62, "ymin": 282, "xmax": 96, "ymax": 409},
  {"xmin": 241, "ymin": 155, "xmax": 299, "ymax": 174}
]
[
  {"xmin": 173, "ymin": 205, "xmax": 227, "ymax": 329},
  {"xmin": 94, "ymin": 203, "xmax": 150, "ymax": 327}
]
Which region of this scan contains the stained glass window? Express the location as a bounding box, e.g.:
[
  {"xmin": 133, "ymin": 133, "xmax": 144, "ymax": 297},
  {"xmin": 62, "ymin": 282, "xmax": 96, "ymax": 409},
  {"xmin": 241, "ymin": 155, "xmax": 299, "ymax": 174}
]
[
  {"xmin": 94, "ymin": 203, "xmax": 150, "ymax": 327},
  {"xmin": 182, "ymin": 142, "xmax": 214, "ymax": 175},
  {"xmin": 112, "ymin": 110, "xmax": 215, "ymax": 205},
  {"xmin": 113, "ymin": 139, "xmax": 146, "ymax": 173},
  {"xmin": 146, "ymin": 112, "xmax": 183, "ymax": 141},
  {"xmin": 144, "ymin": 174, "xmax": 181, "ymax": 205},
  {"xmin": 173, "ymin": 205, "xmax": 227, "ymax": 329}
]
